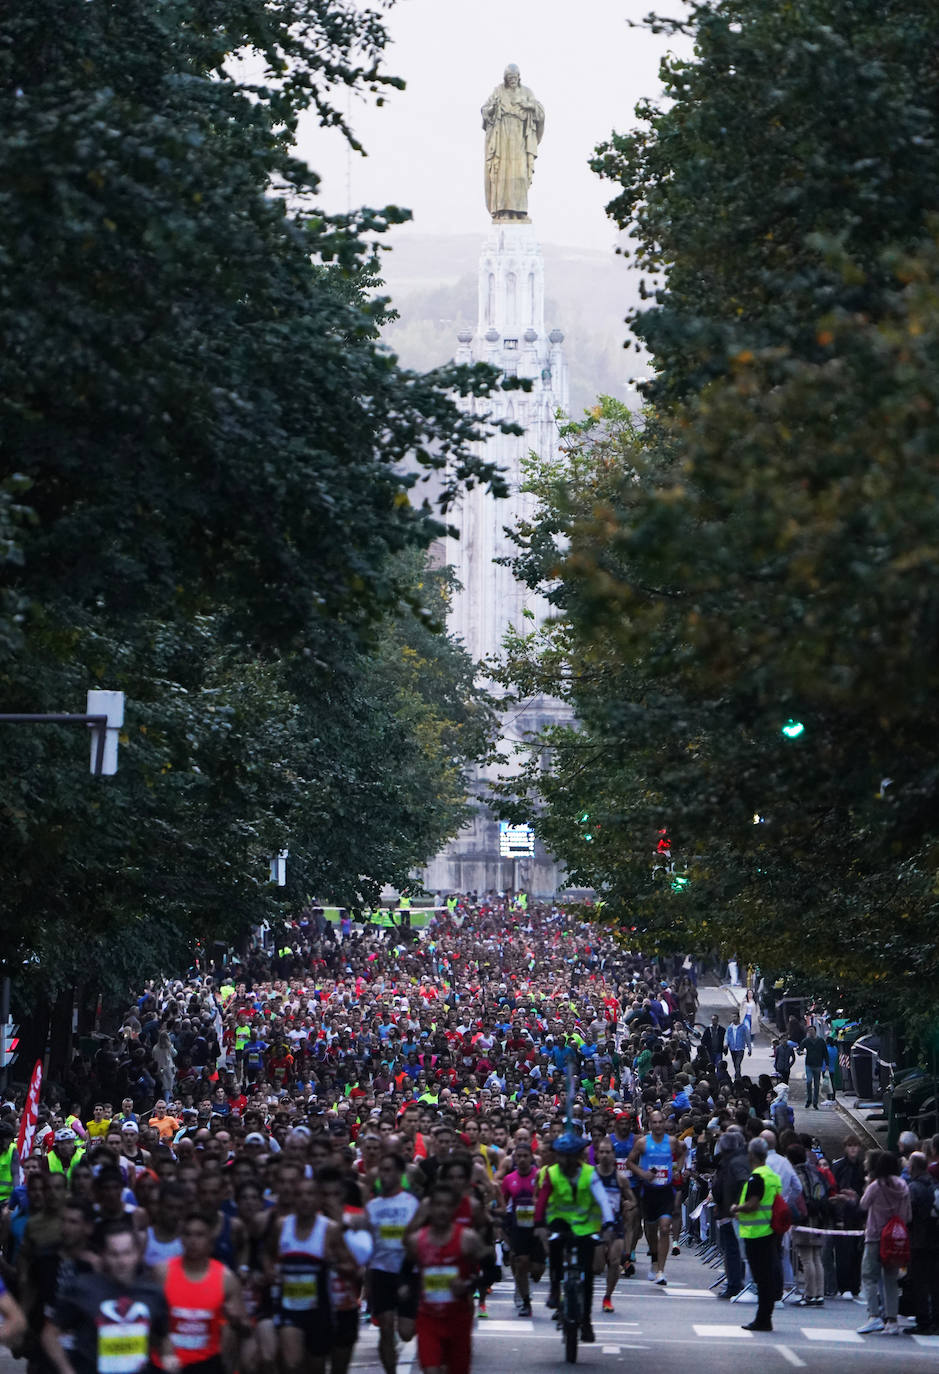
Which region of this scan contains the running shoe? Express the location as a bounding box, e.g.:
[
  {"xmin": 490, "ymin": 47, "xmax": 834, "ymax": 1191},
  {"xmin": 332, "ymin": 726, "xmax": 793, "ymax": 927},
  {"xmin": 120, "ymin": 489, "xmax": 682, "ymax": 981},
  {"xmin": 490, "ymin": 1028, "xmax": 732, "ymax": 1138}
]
[
  {"xmin": 671, "ymin": 1244, "xmax": 680, "ymax": 1256},
  {"xmin": 477, "ymin": 1299, "xmax": 487, "ymax": 1318},
  {"xmin": 655, "ymin": 1273, "xmax": 667, "ymax": 1286},
  {"xmin": 602, "ymin": 1296, "xmax": 614, "ymax": 1313},
  {"xmin": 647, "ymin": 1268, "xmax": 656, "ymax": 1282},
  {"xmin": 857, "ymin": 1318, "xmax": 885, "ymax": 1334},
  {"xmin": 518, "ymin": 1301, "xmax": 532, "ymax": 1319}
]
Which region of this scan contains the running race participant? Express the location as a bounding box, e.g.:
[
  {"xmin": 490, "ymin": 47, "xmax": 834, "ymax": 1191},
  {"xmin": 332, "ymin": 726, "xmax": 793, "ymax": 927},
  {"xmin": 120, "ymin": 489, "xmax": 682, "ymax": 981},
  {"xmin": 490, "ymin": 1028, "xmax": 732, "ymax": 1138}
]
[
  {"xmin": 366, "ymin": 1152, "xmax": 421, "ymax": 1374},
  {"xmin": 319, "ymin": 1166, "xmax": 373, "ymax": 1374},
  {"xmin": 43, "ymin": 1223, "xmax": 171, "ymax": 1374},
  {"xmin": 610, "ymin": 1114, "xmax": 640, "ymax": 1276},
  {"xmin": 270, "ymin": 1174, "xmax": 359, "ymax": 1374},
  {"xmin": 499, "ymin": 1141, "xmax": 544, "ymax": 1318},
  {"xmin": 627, "ymin": 1109, "xmax": 686, "ymax": 1286},
  {"xmin": 152, "ymin": 1210, "xmax": 246, "ymax": 1374},
  {"xmin": 406, "ymin": 1184, "xmax": 486, "ymax": 1374},
  {"xmin": 533, "ymin": 1129, "xmax": 616, "ymax": 1345},
  {"xmin": 592, "ymin": 1137, "xmax": 629, "ymax": 1312}
]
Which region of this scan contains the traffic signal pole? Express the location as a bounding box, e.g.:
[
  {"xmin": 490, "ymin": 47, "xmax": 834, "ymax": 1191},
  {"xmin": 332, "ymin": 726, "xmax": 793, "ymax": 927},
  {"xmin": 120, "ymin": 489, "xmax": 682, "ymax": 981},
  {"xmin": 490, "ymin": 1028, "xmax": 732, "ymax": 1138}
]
[{"xmin": 0, "ymin": 975, "xmax": 10, "ymax": 1093}]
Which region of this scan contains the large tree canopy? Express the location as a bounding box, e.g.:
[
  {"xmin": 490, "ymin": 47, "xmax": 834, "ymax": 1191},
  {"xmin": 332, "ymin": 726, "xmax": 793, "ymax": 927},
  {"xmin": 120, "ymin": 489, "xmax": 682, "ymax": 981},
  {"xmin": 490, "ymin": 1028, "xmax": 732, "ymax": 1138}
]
[
  {"xmin": 497, "ymin": 0, "xmax": 939, "ymax": 1042},
  {"xmin": 0, "ymin": 0, "xmax": 505, "ymax": 1008}
]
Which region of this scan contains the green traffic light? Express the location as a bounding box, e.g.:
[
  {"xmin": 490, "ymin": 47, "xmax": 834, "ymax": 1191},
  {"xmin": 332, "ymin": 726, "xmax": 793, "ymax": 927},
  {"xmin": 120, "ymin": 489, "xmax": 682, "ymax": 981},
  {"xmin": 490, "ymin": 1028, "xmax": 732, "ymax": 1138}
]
[{"xmin": 781, "ymin": 719, "xmax": 805, "ymax": 739}]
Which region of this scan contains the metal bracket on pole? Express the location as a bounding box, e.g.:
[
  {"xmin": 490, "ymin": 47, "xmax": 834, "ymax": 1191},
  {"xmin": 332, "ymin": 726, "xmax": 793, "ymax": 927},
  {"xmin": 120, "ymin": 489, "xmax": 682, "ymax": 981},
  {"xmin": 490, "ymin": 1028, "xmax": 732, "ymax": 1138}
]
[{"xmin": 0, "ymin": 691, "xmax": 124, "ymax": 776}]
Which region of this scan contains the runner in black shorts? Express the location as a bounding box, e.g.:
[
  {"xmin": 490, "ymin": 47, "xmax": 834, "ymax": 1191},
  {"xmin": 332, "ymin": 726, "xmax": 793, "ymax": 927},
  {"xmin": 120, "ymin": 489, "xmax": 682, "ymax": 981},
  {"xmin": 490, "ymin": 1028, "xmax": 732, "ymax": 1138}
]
[
  {"xmin": 499, "ymin": 1142, "xmax": 544, "ymax": 1318},
  {"xmin": 593, "ymin": 1138, "xmax": 629, "ymax": 1312},
  {"xmin": 366, "ymin": 1154, "xmax": 420, "ymax": 1374},
  {"xmin": 627, "ymin": 1110, "xmax": 686, "ymax": 1286}
]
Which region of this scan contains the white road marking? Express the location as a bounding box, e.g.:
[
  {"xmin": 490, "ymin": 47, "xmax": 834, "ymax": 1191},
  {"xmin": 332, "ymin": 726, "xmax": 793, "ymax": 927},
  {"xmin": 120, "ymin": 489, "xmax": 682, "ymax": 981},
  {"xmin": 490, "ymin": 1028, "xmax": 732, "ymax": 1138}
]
[
  {"xmin": 913, "ymin": 1334, "xmax": 939, "ymax": 1347},
  {"xmin": 775, "ymin": 1345, "xmax": 806, "ymax": 1367},
  {"xmin": 801, "ymin": 1328, "xmax": 863, "ymax": 1343},
  {"xmin": 662, "ymin": 1287, "xmax": 719, "ymax": 1298},
  {"xmin": 477, "ymin": 1320, "xmax": 533, "ymax": 1333},
  {"xmin": 602, "ymin": 1346, "xmax": 621, "ymax": 1354},
  {"xmin": 692, "ymin": 1324, "xmax": 753, "ymax": 1338}
]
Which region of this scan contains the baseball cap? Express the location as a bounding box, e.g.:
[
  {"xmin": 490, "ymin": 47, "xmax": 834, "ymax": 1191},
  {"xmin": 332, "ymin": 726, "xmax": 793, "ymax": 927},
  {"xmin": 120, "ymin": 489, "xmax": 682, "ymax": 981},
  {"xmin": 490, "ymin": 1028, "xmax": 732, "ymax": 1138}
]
[
  {"xmin": 244, "ymin": 1132, "xmax": 267, "ymax": 1146},
  {"xmin": 121, "ymin": 1121, "xmax": 140, "ymax": 1134}
]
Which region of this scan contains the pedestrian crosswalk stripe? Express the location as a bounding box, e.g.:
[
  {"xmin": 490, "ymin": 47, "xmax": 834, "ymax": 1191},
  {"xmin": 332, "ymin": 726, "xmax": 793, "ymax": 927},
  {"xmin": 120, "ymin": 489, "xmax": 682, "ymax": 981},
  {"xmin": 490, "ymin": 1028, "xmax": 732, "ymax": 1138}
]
[
  {"xmin": 913, "ymin": 1335, "xmax": 939, "ymax": 1347},
  {"xmin": 476, "ymin": 1320, "xmax": 533, "ymax": 1333},
  {"xmin": 692, "ymin": 1324, "xmax": 753, "ymax": 1338},
  {"xmin": 662, "ymin": 1288, "xmax": 718, "ymax": 1298},
  {"xmin": 801, "ymin": 1329, "xmax": 863, "ymax": 1343}
]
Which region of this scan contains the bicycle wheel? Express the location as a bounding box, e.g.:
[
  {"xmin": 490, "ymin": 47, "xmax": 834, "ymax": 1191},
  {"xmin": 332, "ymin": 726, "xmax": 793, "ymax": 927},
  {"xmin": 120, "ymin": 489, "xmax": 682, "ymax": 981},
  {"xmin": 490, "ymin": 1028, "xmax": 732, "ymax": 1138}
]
[{"xmin": 564, "ymin": 1316, "xmax": 578, "ymax": 1364}]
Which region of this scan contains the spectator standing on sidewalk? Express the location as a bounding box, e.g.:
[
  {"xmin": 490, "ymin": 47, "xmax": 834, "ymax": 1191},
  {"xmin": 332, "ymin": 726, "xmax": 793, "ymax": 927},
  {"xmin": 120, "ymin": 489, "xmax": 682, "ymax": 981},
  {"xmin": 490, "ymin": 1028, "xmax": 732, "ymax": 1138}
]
[
  {"xmin": 725, "ymin": 1013, "xmax": 752, "ymax": 1081},
  {"xmin": 772, "ymin": 1038, "xmax": 796, "ymax": 1085},
  {"xmin": 799, "ymin": 1027, "xmax": 828, "ymax": 1110},
  {"xmin": 710, "ymin": 1131, "xmax": 751, "ymax": 1299},
  {"xmin": 857, "ymin": 1151, "xmax": 910, "ymax": 1335},
  {"xmin": 701, "ymin": 1016, "xmax": 726, "ymax": 1071},
  {"xmin": 907, "ymin": 1151, "xmax": 939, "ymax": 1335},
  {"xmin": 830, "ymin": 1135, "xmax": 865, "ymax": 1297}
]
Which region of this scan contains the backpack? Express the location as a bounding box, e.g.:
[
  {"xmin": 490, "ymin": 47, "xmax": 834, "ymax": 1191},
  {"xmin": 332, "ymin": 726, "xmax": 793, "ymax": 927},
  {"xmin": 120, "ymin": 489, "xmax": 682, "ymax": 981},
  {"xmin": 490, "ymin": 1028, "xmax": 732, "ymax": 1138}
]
[
  {"xmin": 771, "ymin": 1192, "xmax": 793, "ymax": 1235},
  {"xmin": 880, "ymin": 1214, "xmax": 911, "ymax": 1269},
  {"xmin": 797, "ymin": 1161, "xmax": 829, "ymax": 1221}
]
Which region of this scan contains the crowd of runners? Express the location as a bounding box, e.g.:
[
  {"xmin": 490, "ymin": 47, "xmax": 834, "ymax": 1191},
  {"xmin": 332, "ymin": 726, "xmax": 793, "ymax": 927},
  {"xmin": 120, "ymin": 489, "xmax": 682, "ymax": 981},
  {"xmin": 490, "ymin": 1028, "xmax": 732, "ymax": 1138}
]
[{"xmin": 0, "ymin": 896, "xmax": 937, "ymax": 1374}]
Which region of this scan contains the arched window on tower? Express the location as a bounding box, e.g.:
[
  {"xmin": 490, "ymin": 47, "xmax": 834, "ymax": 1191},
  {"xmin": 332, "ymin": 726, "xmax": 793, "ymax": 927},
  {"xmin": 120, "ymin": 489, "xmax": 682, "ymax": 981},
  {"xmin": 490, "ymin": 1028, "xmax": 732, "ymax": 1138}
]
[
  {"xmin": 505, "ymin": 272, "xmax": 517, "ymax": 329},
  {"xmin": 487, "ymin": 273, "xmax": 495, "ymax": 326}
]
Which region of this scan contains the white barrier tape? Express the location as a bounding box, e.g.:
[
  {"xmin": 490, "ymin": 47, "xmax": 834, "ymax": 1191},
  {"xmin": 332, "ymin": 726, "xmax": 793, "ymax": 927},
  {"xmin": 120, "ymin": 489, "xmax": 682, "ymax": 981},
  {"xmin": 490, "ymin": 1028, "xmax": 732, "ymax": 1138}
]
[{"xmin": 791, "ymin": 1226, "xmax": 866, "ymax": 1237}]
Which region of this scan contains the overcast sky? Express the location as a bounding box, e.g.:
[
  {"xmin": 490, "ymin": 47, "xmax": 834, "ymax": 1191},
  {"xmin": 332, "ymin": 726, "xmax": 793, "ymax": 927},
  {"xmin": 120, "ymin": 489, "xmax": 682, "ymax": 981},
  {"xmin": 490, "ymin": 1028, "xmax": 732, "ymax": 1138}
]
[{"xmin": 295, "ymin": 0, "xmax": 692, "ymax": 253}]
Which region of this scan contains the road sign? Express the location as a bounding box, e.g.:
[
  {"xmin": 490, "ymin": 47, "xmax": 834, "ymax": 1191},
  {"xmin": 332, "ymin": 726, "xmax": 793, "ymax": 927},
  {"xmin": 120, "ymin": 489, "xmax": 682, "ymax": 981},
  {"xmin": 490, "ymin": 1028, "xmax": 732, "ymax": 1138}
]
[{"xmin": 499, "ymin": 821, "xmax": 535, "ymax": 857}]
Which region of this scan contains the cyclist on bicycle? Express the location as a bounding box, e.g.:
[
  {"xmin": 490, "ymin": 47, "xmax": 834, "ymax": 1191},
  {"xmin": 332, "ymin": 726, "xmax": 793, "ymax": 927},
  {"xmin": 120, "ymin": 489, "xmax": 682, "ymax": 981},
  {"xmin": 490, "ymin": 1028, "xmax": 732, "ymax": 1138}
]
[{"xmin": 533, "ymin": 1129, "xmax": 616, "ymax": 1344}]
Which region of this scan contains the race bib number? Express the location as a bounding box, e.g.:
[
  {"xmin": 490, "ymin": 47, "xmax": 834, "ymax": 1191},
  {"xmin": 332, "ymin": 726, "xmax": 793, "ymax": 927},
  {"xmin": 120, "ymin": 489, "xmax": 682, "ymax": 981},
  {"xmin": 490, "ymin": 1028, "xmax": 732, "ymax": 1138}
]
[
  {"xmin": 515, "ymin": 1204, "xmax": 535, "ymax": 1227},
  {"xmin": 97, "ymin": 1322, "xmax": 149, "ymax": 1374},
  {"xmin": 282, "ymin": 1271, "xmax": 319, "ymax": 1310},
  {"xmin": 170, "ymin": 1306, "xmax": 212, "ymax": 1352},
  {"xmin": 423, "ymin": 1265, "xmax": 458, "ymax": 1302},
  {"xmin": 380, "ymin": 1223, "xmax": 406, "ymax": 1240},
  {"xmin": 650, "ymin": 1165, "xmax": 670, "ymax": 1184}
]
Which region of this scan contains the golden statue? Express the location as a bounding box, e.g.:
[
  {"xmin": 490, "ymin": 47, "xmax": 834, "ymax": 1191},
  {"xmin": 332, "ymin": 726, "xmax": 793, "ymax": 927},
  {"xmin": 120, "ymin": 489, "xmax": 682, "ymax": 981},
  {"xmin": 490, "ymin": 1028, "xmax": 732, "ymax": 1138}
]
[{"xmin": 482, "ymin": 64, "xmax": 545, "ymax": 221}]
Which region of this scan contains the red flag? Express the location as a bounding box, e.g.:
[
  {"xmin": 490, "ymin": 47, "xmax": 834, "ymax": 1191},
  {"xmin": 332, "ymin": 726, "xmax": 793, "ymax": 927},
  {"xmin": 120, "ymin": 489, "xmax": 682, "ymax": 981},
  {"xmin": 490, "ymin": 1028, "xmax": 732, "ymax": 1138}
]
[{"xmin": 17, "ymin": 1059, "xmax": 43, "ymax": 1158}]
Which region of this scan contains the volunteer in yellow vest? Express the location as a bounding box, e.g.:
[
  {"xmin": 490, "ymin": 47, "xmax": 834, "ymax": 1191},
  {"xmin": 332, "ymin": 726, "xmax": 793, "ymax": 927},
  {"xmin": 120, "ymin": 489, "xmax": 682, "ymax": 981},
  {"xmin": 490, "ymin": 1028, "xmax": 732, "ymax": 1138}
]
[
  {"xmin": 730, "ymin": 1136, "xmax": 782, "ymax": 1333},
  {"xmin": 533, "ymin": 1129, "xmax": 615, "ymax": 1346},
  {"xmin": 0, "ymin": 1124, "xmax": 20, "ymax": 1208},
  {"xmin": 45, "ymin": 1128, "xmax": 85, "ymax": 1180}
]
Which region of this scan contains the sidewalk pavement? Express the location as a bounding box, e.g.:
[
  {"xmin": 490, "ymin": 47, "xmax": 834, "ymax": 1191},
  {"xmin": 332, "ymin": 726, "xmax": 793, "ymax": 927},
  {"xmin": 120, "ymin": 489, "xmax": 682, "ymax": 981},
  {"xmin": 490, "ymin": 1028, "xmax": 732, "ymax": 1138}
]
[{"xmin": 699, "ymin": 979, "xmax": 881, "ymax": 1155}]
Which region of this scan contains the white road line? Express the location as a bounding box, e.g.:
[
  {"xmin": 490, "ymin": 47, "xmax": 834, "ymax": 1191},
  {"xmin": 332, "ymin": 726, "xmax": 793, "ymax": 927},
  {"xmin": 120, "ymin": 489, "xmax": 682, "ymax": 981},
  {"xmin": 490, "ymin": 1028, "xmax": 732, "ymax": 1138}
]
[
  {"xmin": 692, "ymin": 1324, "xmax": 753, "ymax": 1338},
  {"xmin": 775, "ymin": 1345, "xmax": 806, "ymax": 1368},
  {"xmin": 602, "ymin": 1346, "xmax": 621, "ymax": 1354},
  {"xmin": 801, "ymin": 1328, "xmax": 863, "ymax": 1343},
  {"xmin": 662, "ymin": 1288, "xmax": 719, "ymax": 1298}
]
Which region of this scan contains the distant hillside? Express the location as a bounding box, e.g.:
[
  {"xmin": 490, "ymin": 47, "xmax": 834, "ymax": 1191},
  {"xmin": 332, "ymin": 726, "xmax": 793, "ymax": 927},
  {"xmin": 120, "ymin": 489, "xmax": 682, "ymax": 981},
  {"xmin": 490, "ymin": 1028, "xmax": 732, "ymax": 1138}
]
[{"xmin": 374, "ymin": 232, "xmax": 646, "ymax": 419}]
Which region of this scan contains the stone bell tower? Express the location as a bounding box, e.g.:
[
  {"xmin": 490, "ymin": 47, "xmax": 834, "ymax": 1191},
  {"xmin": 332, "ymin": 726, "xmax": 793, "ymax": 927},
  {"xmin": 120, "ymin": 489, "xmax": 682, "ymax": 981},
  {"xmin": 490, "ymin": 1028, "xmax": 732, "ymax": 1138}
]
[{"xmin": 422, "ymin": 219, "xmax": 571, "ymax": 897}]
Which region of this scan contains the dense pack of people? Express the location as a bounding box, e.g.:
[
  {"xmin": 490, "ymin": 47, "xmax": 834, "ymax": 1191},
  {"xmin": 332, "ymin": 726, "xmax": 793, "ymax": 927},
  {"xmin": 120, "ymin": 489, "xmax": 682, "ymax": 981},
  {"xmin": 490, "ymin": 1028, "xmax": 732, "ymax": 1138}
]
[{"xmin": 0, "ymin": 895, "xmax": 936, "ymax": 1373}]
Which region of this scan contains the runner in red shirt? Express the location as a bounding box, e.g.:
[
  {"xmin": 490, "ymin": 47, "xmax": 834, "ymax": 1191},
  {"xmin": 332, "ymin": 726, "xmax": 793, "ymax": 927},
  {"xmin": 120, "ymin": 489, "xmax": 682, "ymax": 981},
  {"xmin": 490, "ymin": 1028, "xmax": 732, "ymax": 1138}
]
[
  {"xmin": 406, "ymin": 1185, "xmax": 485, "ymax": 1374},
  {"xmin": 153, "ymin": 1211, "xmax": 246, "ymax": 1373}
]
